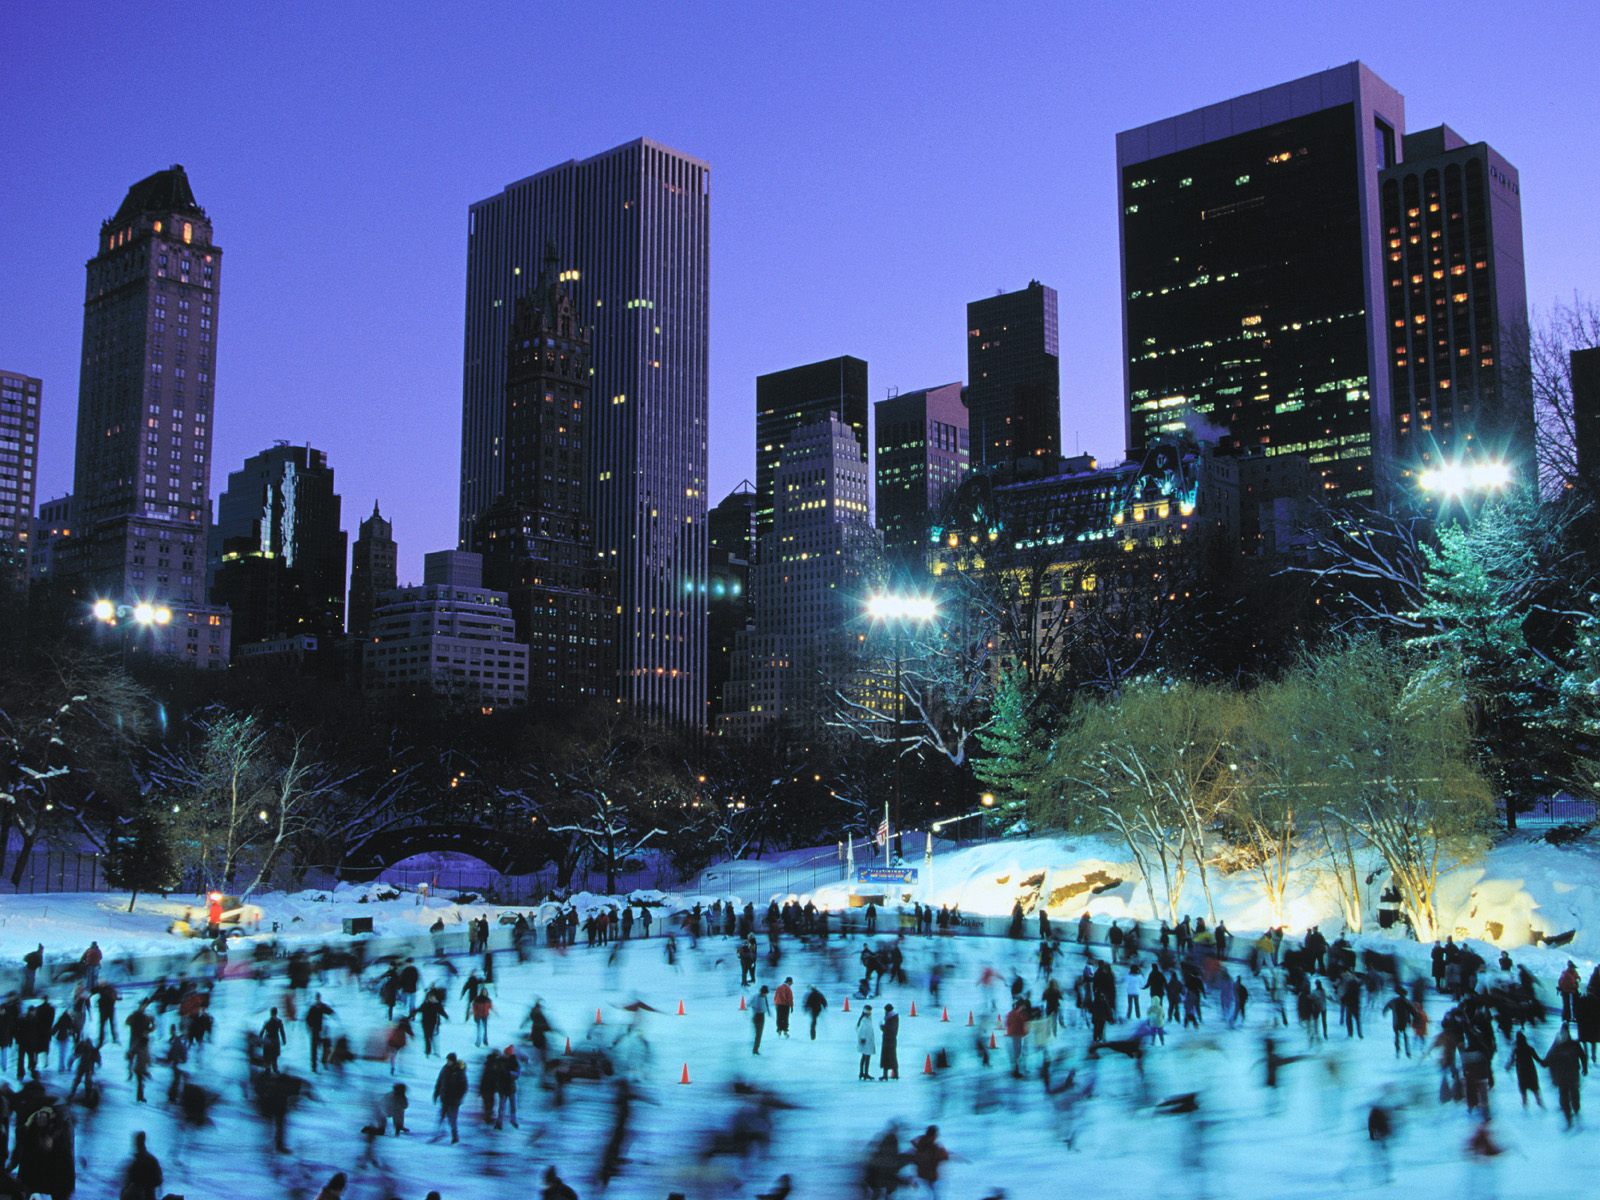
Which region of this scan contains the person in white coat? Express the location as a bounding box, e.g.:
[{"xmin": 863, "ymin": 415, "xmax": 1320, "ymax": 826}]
[{"xmin": 856, "ymin": 1004, "xmax": 876, "ymax": 1081}]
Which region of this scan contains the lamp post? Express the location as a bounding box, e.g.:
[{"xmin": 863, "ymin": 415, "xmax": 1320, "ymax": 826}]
[
  {"xmin": 1416, "ymin": 458, "xmax": 1512, "ymax": 498},
  {"xmin": 864, "ymin": 592, "xmax": 938, "ymax": 864},
  {"xmin": 90, "ymin": 598, "xmax": 172, "ymax": 664}
]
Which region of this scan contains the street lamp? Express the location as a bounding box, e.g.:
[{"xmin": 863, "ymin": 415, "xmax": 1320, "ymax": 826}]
[
  {"xmin": 91, "ymin": 598, "xmax": 173, "ymax": 662},
  {"xmin": 863, "ymin": 590, "xmax": 939, "ymax": 864},
  {"xmin": 1417, "ymin": 458, "xmax": 1512, "ymax": 498}
]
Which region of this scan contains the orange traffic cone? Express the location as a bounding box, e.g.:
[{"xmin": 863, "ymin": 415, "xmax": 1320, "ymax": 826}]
[
  {"xmin": 679, "ymin": 1062, "xmax": 691, "ymax": 1085},
  {"xmin": 739, "ymin": 995, "xmax": 747, "ymax": 1012},
  {"xmin": 843, "ymin": 996, "xmax": 850, "ymax": 1012},
  {"xmin": 941, "ymin": 1007, "xmax": 950, "ymax": 1022},
  {"xmin": 922, "ymin": 1053, "xmax": 934, "ymax": 1075},
  {"xmin": 910, "ymin": 1001, "xmax": 918, "ymax": 1017},
  {"xmin": 989, "ymin": 1031, "xmax": 998, "ymax": 1050},
  {"xmin": 677, "ymin": 999, "xmax": 686, "ymax": 1016},
  {"xmin": 564, "ymin": 1037, "xmax": 572, "ymax": 1053},
  {"xmin": 595, "ymin": 1007, "xmax": 603, "ymax": 1025},
  {"xmin": 966, "ymin": 1011, "xmax": 974, "ymax": 1027}
]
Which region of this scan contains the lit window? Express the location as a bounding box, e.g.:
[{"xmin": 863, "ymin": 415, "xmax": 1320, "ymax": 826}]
[{"xmin": 182, "ymin": 223, "xmax": 192, "ymax": 244}]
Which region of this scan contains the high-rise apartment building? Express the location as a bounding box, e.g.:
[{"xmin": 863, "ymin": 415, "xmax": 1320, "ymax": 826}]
[
  {"xmin": 462, "ymin": 139, "xmax": 709, "ymax": 722},
  {"xmin": 706, "ymin": 482, "xmax": 755, "ymax": 717},
  {"xmin": 71, "ymin": 165, "xmax": 222, "ymax": 607},
  {"xmin": 210, "ymin": 443, "xmax": 347, "ymax": 648},
  {"xmin": 720, "ymin": 418, "xmax": 879, "ymax": 738},
  {"xmin": 364, "ymin": 550, "xmax": 530, "ymax": 707},
  {"xmin": 0, "ymin": 372, "xmax": 42, "ymax": 595},
  {"xmin": 1118, "ymin": 64, "xmax": 1404, "ymax": 500},
  {"xmin": 478, "ymin": 248, "xmax": 613, "ymax": 705},
  {"xmin": 1381, "ymin": 126, "xmax": 1530, "ymax": 475},
  {"xmin": 754, "ymin": 356, "xmax": 869, "ymax": 539},
  {"xmin": 347, "ymin": 502, "xmax": 397, "ymax": 638},
  {"xmin": 966, "ymin": 283, "xmax": 1060, "ymax": 472},
  {"xmin": 874, "ymin": 382, "xmax": 969, "ymax": 567}
]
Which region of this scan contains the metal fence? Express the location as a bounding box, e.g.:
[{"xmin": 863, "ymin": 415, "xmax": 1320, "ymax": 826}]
[
  {"xmin": 0, "ymin": 847, "xmax": 111, "ymax": 895},
  {"xmin": 1505, "ymin": 796, "xmax": 1597, "ymax": 828}
]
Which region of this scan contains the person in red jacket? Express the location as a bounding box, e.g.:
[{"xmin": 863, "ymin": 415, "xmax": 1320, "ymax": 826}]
[
  {"xmin": 1559, "ymin": 961, "xmax": 1581, "ymax": 1022},
  {"xmin": 773, "ymin": 978, "xmax": 795, "ymax": 1038},
  {"xmin": 1004, "ymin": 999, "xmax": 1030, "ymax": 1077}
]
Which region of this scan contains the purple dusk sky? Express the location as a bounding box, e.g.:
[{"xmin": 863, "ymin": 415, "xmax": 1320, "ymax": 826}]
[{"xmin": 5, "ymin": 3, "xmax": 1598, "ymax": 581}]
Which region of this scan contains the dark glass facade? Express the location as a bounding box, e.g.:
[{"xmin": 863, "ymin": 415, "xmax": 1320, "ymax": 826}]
[
  {"xmin": 463, "ymin": 140, "xmax": 709, "ymax": 723},
  {"xmin": 1122, "ymin": 105, "xmax": 1379, "ymax": 498},
  {"xmin": 754, "ymin": 355, "xmax": 868, "ymax": 541},
  {"xmin": 210, "ymin": 444, "xmax": 347, "ymax": 646},
  {"xmin": 966, "ymin": 283, "xmax": 1060, "ymax": 471},
  {"xmin": 1118, "ymin": 64, "xmax": 1407, "ymax": 503},
  {"xmin": 705, "ymin": 483, "xmax": 754, "ymax": 717}
]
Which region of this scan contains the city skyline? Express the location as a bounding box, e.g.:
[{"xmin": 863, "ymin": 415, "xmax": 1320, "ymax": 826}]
[{"xmin": 6, "ymin": 6, "xmax": 1600, "ymax": 580}]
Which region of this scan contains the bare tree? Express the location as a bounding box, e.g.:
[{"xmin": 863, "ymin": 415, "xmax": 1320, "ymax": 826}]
[
  {"xmin": 1506, "ymin": 297, "xmax": 1600, "ymax": 498},
  {"xmin": 828, "ymin": 587, "xmax": 996, "ymax": 768},
  {"xmin": 150, "ymin": 711, "xmax": 352, "ymax": 896},
  {"xmin": 539, "ymin": 708, "xmax": 676, "ymax": 894}
]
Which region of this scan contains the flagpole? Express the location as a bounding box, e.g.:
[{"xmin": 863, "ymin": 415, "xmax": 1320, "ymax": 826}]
[{"xmin": 884, "ymin": 800, "xmax": 891, "ymax": 866}]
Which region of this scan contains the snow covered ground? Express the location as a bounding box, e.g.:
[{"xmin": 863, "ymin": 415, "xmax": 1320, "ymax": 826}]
[{"xmin": 2, "ymin": 831, "xmax": 1598, "ymax": 1197}]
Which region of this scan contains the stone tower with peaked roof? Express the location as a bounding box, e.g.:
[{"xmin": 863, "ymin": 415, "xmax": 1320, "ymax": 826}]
[{"xmin": 348, "ymin": 500, "xmax": 397, "ymax": 638}]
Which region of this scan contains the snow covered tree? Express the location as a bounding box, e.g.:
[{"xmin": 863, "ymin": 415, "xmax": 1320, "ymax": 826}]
[
  {"xmin": 1042, "ymin": 679, "xmax": 1243, "ymax": 922},
  {"xmin": 0, "ymin": 651, "xmax": 152, "ymax": 884},
  {"xmin": 538, "ymin": 707, "xmax": 678, "ymax": 894},
  {"xmin": 1298, "ymin": 640, "xmax": 1492, "ymax": 939},
  {"xmin": 150, "ymin": 711, "xmax": 350, "ymax": 896},
  {"xmin": 828, "ymin": 588, "xmax": 996, "ymax": 770}
]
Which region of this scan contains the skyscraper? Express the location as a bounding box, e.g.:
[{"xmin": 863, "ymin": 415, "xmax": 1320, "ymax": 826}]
[
  {"xmin": 706, "ymin": 482, "xmax": 755, "ymax": 718},
  {"xmin": 210, "ymin": 443, "xmax": 347, "ymax": 647},
  {"xmin": 0, "ymin": 372, "xmax": 41, "ymax": 597},
  {"xmin": 1381, "ymin": 126, "xmax": 1530, "ymax": 475},
  {"xmin": 754, "ymin": 356, "xmax": 869, "ymax": 539},
  {"xmin": 347, "ymin": 502, "xmax": 397, "ymax": 639},
  {"xmin": 72, "ymin": 165, "xmax": 221, "ymax": 605},
  {"xmin": 874, "ymin": 382, "xmax": 969, "ymax": 567},
  {"xmin": 1118, "ymin": 64, "xmax": 1404, "ymax": 500},
  {"xmin": 966, "ymin": 282, "xmax": 1060, "ymax": 472},
  {"xmin": 463, "ymin": 139, "xmax": 709, "ymax": 722},
  {"xmin": 720, "ymin": 418, "xmax": 878, "ymax": 738},
  {"xmin": 478, "ymin": 247, "xmax": 613, "ymax": 706}
]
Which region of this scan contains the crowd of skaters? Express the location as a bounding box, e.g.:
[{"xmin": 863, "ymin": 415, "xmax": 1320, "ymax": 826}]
[{"xmin": 0, "ymin": 890, "xmax": 1590, "ymax": 1197}]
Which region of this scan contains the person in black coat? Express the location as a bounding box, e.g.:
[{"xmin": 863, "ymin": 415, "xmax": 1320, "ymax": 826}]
[
  {"xmin": 1009, "ymin": 902, "xmax": 1025, "ymax": 939},
  {"xmin": 120, "ymin": 1130, "xmax": 163, "ymax": 1200},
  {"xmin": 879, "ymin": 1004, "xmax": 900, "ymax": 1080},
  {"xmin": 12, "ymin": 1100, "xmax": 73, "ymax": 1200},
  {"xmin": 803, "ymin": 986, "xmax": 828, "ymax": 1040},
  {"xmin": 1546, "ymin": 1025, "xmax": 1588, "ymax": 1128},
  {"xmin": 1506, "ymin": 1031, "xmax": 1544, "ymax": 1108}
]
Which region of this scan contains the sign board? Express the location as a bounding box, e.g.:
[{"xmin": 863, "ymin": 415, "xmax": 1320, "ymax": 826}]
[{"xmin": 856, "ymin": 867, "xmax": 918, "ymax": 885}]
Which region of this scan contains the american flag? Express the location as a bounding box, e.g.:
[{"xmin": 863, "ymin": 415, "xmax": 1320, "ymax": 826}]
[{"xmin": 875, "ymin": 818, "xmax": 890, "ymax": 848}]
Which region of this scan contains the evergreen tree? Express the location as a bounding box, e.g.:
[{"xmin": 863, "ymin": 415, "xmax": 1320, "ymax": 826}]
[
  {"xmin": 104, "ymin": 810, "xmax": 181, "ymax": 912},
  {"xmin": 973, "ymin": 670, "xmax": 1054, "ymax": 826}
]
